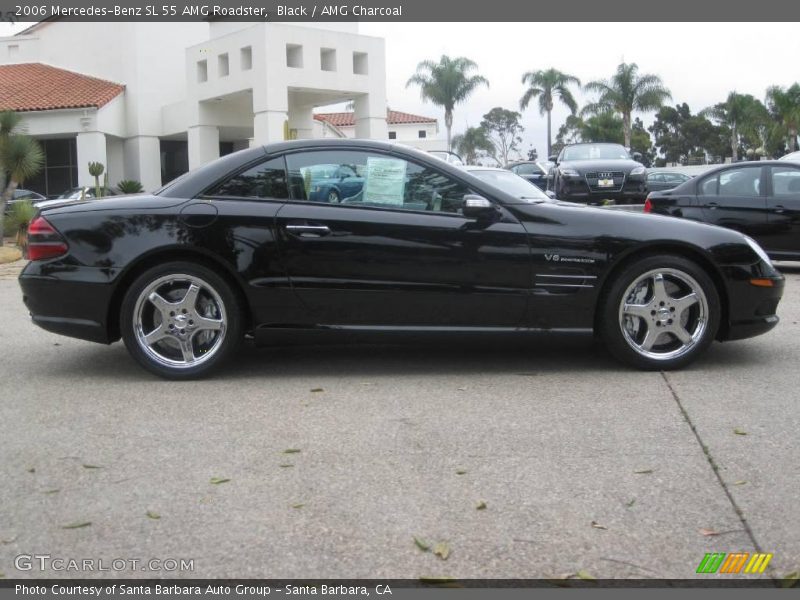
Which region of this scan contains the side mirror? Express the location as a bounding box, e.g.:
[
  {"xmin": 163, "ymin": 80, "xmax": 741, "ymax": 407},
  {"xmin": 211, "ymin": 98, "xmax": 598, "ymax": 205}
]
[
  {"xmin": 462, "ymin": 194, "xmax": 497, "ymax": 219},
  {"xmin": 545, "ymin": 190, "xmax": 557, "ymax": 200}
]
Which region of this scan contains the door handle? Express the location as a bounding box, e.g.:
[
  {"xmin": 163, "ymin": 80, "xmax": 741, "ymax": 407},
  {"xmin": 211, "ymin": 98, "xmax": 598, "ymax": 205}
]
[
  {"xmin": 285, "ymin": 224, "xmax": 331, "ymax": 237},
  {"xmin": 774, "ymin": 205, "xmax": 785, "ymax": 214}
]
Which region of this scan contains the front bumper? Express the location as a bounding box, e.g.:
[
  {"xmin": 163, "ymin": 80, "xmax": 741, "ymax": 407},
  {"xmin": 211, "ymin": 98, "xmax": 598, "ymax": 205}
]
[
  {"xmin": 558, "ymin": 176, "xmax": 648, "ymax": 204},
  {"xmin": 719, "ymin": 268, "xmax": 785, "ymax": 342}
]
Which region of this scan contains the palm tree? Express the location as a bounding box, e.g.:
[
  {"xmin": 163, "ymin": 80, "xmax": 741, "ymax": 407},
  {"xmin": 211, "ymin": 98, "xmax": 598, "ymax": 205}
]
[
  {"xmin": 583, "ymin": 62, "xmax": 671, "ymax": 148},
  {"xmin": 519, "ymin": 68, "xmax": 581, "ymax": 158},
  {"xmin": 701, "ymin": 92, "xmax": 768, "ymax": 162},
  {"xmin": 452, "ymin": 126, "xmax": 494, "ymax": 165},
  {"xmin": 406, "ymin": 55, "xmax": 489, "ymax": 151},
  {"xmin": 0, "ymin": 111, "xmax": 44, "ymax": 240},
  {"xmin": 766, "ymin": 83, "xmax": 800, "ymax": 153}
]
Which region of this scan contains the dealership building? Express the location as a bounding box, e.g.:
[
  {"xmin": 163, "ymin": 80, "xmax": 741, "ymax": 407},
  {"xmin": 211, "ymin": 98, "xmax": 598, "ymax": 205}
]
[{"xmin": 0, "ymin": 21, "xmax": 441, "ymax": 195}]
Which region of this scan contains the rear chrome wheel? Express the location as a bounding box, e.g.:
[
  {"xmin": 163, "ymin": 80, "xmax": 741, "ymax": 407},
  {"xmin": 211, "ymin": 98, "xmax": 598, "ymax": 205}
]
[
  {"xmin": 618, "ymin": 268, "xmax": 709, "ymax": 362},
  {"xmin": 600, "ymin": 255, "xmax": 720, "ymax": 370},
  {"xmin": 133, "ymin": 274, "xmax": 227, "ymax": 369},
  {"xmin": 121, "ymin": 262, "xmax": 242, "ymax": 379}
]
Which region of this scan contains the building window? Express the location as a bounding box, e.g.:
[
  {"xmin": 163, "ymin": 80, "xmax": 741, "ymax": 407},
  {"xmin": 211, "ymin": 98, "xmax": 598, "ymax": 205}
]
[
  {"xmin": 25, "ymin": 138, "xmax": 78, "ymax": 197},
  {"xmin": 320, "ymin": 48, "xmax": 336, "ymax": 72},
  {"xmin": 286, "ymin": 44, "xmax": 303, "ymax": 68},
  {"xmin": 353, "ymin": 52, "xmax": 368, "ymax": 75},
  {"xmin": 388, "ymin": 131, "xmax": 397, "ymax": 140},
  {"xmin": 196, "ymin": 60, "xmax": 208, "ymax": 83},
  {"xmin": 218, "ymin": 53, "xmax": 229, "ymax": 77},
  {"xmin": 240, "ymin": 46, "xmax": 252, "ymax": 70},
  {"xmin": 418, "ymin": 130, "xmax": 427, "ymax": 139}
]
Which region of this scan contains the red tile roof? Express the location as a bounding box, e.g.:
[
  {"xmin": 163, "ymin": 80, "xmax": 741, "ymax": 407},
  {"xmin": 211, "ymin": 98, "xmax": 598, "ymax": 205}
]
[
  {"xmin": 315, "ymin": 110, "xmax": 437, "ymax": 127},
  {"xmin": 0, "ymin": 63, "xmax": 125, "ymax": 112}
]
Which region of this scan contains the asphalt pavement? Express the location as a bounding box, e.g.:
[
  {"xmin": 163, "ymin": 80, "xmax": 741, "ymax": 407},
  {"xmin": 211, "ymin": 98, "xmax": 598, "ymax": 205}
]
[{"xmin": 1, "ymin": 261, "xmax": 798, "ymax": 582}]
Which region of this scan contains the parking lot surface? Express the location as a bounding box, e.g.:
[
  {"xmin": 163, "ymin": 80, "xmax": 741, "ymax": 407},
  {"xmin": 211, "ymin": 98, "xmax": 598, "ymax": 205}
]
[{"xmin": 1, "ymin": 262, "xmax": 798, "ymax": 581}]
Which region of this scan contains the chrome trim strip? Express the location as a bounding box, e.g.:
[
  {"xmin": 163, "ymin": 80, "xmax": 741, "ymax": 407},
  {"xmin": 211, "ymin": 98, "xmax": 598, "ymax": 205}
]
[
  {"xmin": 536, "ymin": 274, "xmax": 597, "ymax": 279},
  {"xmin": 534, "ymin": 283, "xmax": 594, "ymax": 288}
]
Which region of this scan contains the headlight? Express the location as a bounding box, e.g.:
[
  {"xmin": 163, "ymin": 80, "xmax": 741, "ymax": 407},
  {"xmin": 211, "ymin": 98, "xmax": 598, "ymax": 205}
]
[
  {"xmin": 744, "ymin": 235, "xmax": 773, "ymax": 266},
  {"xmin": 630, "ymin": 166, "xmax": 646, "ymax": 176},
  {"xmin": 559, "ymin": 168, "xmax": 580, "ymax": 177}
]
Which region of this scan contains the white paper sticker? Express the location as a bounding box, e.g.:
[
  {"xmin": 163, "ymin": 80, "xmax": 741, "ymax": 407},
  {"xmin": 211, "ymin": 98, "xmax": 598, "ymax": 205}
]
[{"xmin": 363, "ymin": 157, "xmax": 407, "ymax": 205}]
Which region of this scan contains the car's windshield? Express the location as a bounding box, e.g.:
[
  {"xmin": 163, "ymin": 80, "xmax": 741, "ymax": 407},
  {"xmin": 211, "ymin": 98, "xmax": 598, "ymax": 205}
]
[
  {"xmin": 562, "ymin": 144, "xmax": 631, "ymax": 161},
  {"xmin": 468, "ymin": 169, "xmax": 550, "ymax": 201}
]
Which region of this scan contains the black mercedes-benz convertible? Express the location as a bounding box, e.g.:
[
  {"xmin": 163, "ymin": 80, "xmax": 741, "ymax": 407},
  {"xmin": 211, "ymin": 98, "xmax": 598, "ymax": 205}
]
[{"xmin": 19, "ymin": 139, "xmax": 783, "ymax": 378}]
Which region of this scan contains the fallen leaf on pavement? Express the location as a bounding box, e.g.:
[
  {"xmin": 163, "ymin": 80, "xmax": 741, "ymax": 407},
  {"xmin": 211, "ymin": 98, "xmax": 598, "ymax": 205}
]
[
  {"xmin": 733, "ymin": 480, "xmax": 747, "ymax": 485},
  {"xmin": 699, "ymin": 528, "xmax": 720, "ymax": 537},
  {"xmin": 146, "ymin": 511, "xmax": 161, "ymax": 520},
  {"xmin": 291, "ymin": 504, "xmax": 305, "ymax": 509},
  {"xmin": 62, "ymin": 522, "xmax": 92, "ymax": 529},
  {"xmin": 27, "ymin": 468, "xmax": 35, "ymax": 473},
  {"xmin": 634, "ymin": 469, "xmax": 654, "ymax": 474},
  {"xmin": 591, "ymin": 521, "xmax": 607, "ymax": 530},
  {"xmin": 575, "ymin": 570, "xmax": 596, "ymax": 581},
  {"xmin": 455, "ymin": 470, "xmax": 467, "ymax": 475},
  {"xmin": 310, "ymin": 388, "xmax": 324, "ymax": 393},
  {"xmin": 82, "ymin": 464, "xmax": 102, "ymax": 469},
  {"xmin": 733, "ymin": 428, "xmax": 748, "ymax": 436},
  {"xmin": 476, "ymin": 501, "xmax": 487, "ymax": 510},
  {"xmin": 413, "ymin": 537, "xmax": 431, "ymax": 552},
  {"xmin": 433, "ymin": 542, "xmax": 451, "ymax": 560},
  {"xmin": 209, "ymin": 477, "xmax": 230, "ymax": 485},
  {"xmin": 283, "ymin": 449, "xmax": 301, "ymax": 454},
  {"xmin": 1, "ymin": 535, "xmax": 18, "ymax": 544},
  {"xmin": 626, "ymin": 499, "xmax": 636, "ymax": 507},
  {"xmin": 279, "ymin": 464, "xmax": 294, "ymax": 468},
  {"xmin": 43, "ymin": 489, "xmax": 60, "ymax": 494}
]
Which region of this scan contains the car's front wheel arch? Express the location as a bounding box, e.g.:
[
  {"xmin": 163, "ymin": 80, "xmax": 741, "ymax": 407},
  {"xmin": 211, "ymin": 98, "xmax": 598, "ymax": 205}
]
[{"xmin": 594, "ymin": 243, "xmax": 730, "ymax": 342}]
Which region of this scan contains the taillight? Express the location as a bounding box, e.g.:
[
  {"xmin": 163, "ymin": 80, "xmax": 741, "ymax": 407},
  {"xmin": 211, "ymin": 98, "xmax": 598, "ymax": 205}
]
[
  {"xmin": 26, "ymin": 216, "xmax": 69, "ymax": 261},
  {"xmin": 643, "ymin": 197, "xmax": 653, "ymax": 213}
]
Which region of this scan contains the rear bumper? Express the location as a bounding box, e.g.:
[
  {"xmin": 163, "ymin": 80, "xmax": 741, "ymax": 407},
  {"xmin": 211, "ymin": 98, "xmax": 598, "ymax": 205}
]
[{"xmin": 19, "ymin": 266, "xmax": 115, "ymax": 344}]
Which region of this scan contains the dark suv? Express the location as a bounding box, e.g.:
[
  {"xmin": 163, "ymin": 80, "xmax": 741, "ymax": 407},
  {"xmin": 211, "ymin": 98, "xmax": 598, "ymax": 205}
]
[{"xmin": 547, "ymin": 143, "xmax": 648, "ymax": 204}]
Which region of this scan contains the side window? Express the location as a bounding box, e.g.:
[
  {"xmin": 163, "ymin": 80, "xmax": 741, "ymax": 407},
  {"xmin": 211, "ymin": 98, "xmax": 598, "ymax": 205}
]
[
  {"xmin": 206, "ymin": 157, "xmax": 289, "ymax": 199},
  {"xmin": 515, "ymin": 163, "xmax": 537, "ymax": 175},
  {"xmin": 699, "ymin": 175, "xmax": 718, "ymax": 196},
  {"xmin": 648, "ymin": 173, "xmax": 664, "ymax": 183},
  {"xmin": 771, "ymin": 166, "xmax": 800, "ymax": 196},
  {"xmin": 285, "ymin": 150, "xmax": 470, "ymax": 214},
  {"xmin": 718, "ymin": 167, "xmax": 761, "ymax": 197}
]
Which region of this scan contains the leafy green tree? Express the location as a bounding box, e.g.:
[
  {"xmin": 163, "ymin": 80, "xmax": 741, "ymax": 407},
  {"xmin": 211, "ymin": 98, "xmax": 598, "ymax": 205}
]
[
  {"xmin": 701, "ymin": 92, "xmax": 769, "ymax": 161},
  {"xmin": 580, "ymin": 112, "xmax": 624, "ymax": 144},
  {"xmin": 552, "ymin": 114, "xmax": 584, "ymax": 155},
  {"xmin": 480, "ymin": 107, "xmax": 525, "ymax": 166},
  {"xmin": 519, "ymin": 68, "xmax": 581, "ymax": 158},
  {"xmin": 584, "ymin": 62, "xmax": 671, "ymax": 148},
  {"xmin": 0, "ymin": 111, "xmax": 44, "ymax": 240},
  {"xmin": 452, "ymin": 126, "xmax": 494, "ymax": 165},
  {"xmin": 650, "ymin": 103, "xmax": 728, "ymax": 164},
  {"xmin": 406, "ymin": 55, "xmax": 489, "ymax": 152},
  {"xmin": 630, "ymin": 118, "xmax": 654, "ymax": 166},
  {"xmin": 766, "ymin": 83, "xmax": 800, "ymax": 153}
]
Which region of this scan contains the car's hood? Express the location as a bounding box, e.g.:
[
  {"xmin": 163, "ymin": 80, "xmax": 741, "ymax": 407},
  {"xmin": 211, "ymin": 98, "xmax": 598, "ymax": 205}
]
[
  {"xmin": 559, "ymin": 159, "xmax": 644, "ymax": 172},
  {"xmin": 38, "ymin": 194, "xmax": 187, "ymax": 215}
]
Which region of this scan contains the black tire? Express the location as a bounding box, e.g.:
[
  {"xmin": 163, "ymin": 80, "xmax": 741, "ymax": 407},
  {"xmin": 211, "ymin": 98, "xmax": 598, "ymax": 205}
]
[
  {"xmin": 120, "ymin": 261, "xmax": 243, "ymax": 379},
  {"xmin": 598, "ymin": 254, "xmax": 720, "ymax": 370}
]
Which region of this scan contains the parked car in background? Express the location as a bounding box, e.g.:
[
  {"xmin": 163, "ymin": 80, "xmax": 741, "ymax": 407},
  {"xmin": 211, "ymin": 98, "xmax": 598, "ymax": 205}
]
[
  {"xmin": 645, "ymin": 160, "xmax": 800, "ymax": 260},
  {"xmin": 34, "ymin": 186, "xmax": 121, "ymax": 211},
  {"xmin": 463, "ymin": 165, "xmax": 552, "ymax": 200},
  {"xmin": 646, "ymin": 171, "xmax": 692, "ymax": 192},
  {"xmin": 19, "ymin": 139, "xmax": 783, "ymax": 378},
  {"xmin": 547, "ymin": 143, "xmax": 648, "ymax": 204},
  {"xmin": 779, "ymin": 150, "xmax": 800, "ymax": 162},
  {"xmin": 3, "ymin": 189, "xmax": 46, "ymax": 215},
  {"xmin": 504, "ymin": 160, "xmax": 551, "ymax": 191},
  {"xmin": 301, "ymin": 163, "xmax": 364, "ymax": 203}
]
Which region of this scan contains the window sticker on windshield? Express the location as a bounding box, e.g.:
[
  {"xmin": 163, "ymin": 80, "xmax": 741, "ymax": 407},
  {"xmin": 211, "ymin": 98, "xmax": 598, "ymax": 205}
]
[{"xmin": 364, "ymin": 157, "xmax": 407, "ymax": 205}]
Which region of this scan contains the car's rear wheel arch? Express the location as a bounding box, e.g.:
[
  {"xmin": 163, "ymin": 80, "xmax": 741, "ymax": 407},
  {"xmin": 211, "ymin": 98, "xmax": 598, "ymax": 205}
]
[
  {"xmin": 107, "ymin": 248, "xmax": 252, "ymax": 342},
  {"xmin": 595, "ymin": 243, "xmax": 730, "ymax": 340}
]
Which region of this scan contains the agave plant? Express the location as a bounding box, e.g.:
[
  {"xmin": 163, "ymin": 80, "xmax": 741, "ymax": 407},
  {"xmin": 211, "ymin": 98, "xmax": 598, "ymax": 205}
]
[
  {"xmin": 0, "ymin": 111, "xmax": 44, "ymax": 240},
  {"xmin": 6, "ymin": 199, "xmax": 37, "ymax": 251}
]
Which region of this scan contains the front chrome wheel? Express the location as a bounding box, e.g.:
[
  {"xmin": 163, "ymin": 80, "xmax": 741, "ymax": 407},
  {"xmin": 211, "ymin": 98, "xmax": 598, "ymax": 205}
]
[
  {"xmin": 618, "ymin": 268, "xmax": 709, "ymax": 362},
  {"xmin": 133, "ymin": 274, "xmax": 227, "ymax": 370}
]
